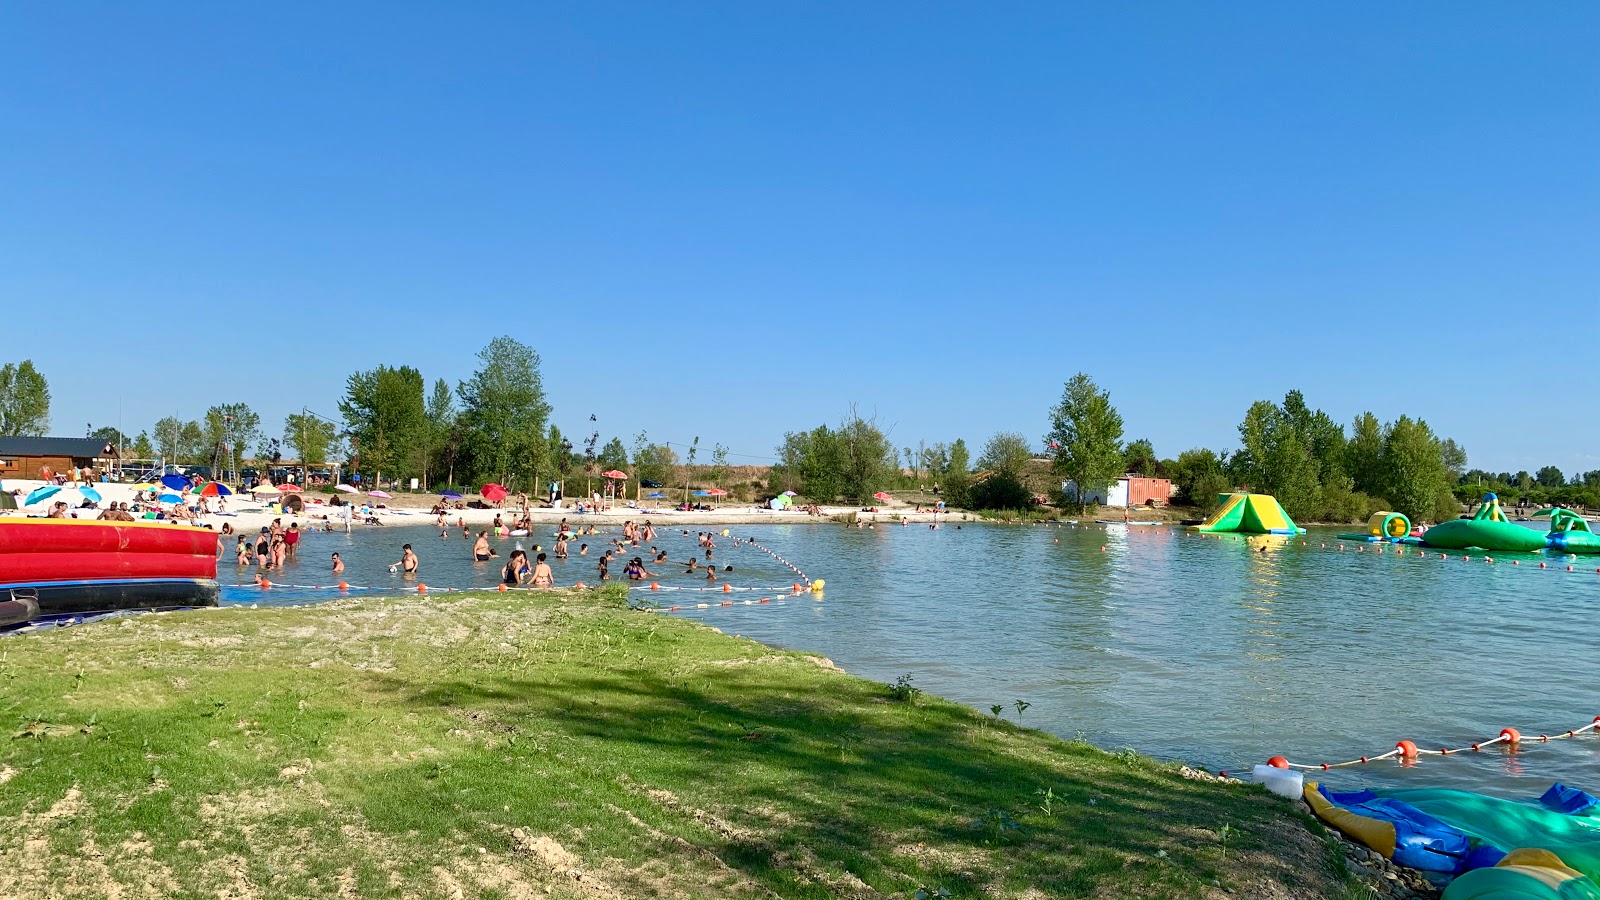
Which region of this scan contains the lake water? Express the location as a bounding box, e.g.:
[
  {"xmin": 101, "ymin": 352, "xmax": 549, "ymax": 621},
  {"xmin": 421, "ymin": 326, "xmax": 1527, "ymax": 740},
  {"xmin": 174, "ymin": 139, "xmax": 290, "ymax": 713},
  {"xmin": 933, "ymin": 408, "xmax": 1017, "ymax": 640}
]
[{"xmin": 220, "ymin": 519, "xmax": 1600, "ymax": 798}]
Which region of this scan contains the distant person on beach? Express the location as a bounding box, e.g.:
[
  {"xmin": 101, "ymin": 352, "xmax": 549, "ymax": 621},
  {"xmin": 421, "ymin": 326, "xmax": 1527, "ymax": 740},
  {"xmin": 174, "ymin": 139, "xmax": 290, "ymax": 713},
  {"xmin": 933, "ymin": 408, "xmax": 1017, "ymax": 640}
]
[{"xmin": 332, "ymin": 552, "xmax": 344, "ymax": 574}]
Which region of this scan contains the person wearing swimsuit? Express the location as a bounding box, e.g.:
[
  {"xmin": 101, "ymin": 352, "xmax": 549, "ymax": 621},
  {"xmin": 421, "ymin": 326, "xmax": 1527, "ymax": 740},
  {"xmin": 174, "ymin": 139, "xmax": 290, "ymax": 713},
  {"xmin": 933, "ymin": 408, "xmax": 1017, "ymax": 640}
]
[
  {"xmin": 473, "ymin": 531, "xmax": 491, "ymax": 561},
  {"xmin": 502, "ymin": 550, "xmax": 530, "ymax": 586},
  {"xmin": 531, "ymin": 553, "xmax": 554, "ymax": 588}
]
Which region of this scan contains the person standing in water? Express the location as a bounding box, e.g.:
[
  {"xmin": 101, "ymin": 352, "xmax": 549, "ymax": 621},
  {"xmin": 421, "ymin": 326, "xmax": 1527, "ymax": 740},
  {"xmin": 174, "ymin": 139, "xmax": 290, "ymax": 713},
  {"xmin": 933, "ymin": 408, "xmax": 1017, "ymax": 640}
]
[
  {"xmin": 332, "ymin": 552, "xmax": 345, "ymax": 575},
  {"xmin": 531, "ymin": 552, "xmax": 555, "ymax": 587},
  {"xmin": 391, "ymin": 544, "xmax": 419, "ymax": 575},
  {"xmin": 502, "ymin": 550, "xmax": 530, "ymax": 586},
  {"xmin": 473, "ymin": 531, "xmax": 491, "ymax": 561}
]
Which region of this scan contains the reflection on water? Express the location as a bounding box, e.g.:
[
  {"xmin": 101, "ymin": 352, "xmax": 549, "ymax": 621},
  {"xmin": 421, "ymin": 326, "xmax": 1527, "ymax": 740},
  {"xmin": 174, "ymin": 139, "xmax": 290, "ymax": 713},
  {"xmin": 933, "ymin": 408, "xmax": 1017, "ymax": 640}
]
[{"xmin": 221, "ymin": 519, "xmax": 1600, "ymax": 797}]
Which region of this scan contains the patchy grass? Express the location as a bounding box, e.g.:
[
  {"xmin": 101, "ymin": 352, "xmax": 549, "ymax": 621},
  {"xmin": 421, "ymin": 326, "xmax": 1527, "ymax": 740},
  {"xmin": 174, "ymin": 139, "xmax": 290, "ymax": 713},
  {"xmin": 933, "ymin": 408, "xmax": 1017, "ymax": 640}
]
[{"xmin": 1, "ymin": 586, "xmax": 1350, "ymax": 899}]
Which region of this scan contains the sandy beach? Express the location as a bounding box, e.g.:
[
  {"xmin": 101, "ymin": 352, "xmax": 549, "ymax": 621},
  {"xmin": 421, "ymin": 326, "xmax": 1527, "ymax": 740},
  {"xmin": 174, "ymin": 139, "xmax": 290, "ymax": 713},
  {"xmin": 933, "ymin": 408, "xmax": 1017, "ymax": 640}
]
[{"xmin": 0, "ymin": 479, "xmax": 966, "ymax": 534}]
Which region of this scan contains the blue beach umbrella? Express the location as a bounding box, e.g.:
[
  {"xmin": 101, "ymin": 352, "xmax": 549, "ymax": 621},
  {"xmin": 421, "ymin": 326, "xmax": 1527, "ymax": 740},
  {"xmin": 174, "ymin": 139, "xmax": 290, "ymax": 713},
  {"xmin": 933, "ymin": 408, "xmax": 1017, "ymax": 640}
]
[
  {"xmin": 159, "ymin": 474, "xmax": 191, "ymax": 491},
  {"xmin": 646, "ymin": 492, "xmax": 667, "ymax": 499},
  {"xmin": 158, "ymin": 493, "xmax": 184, "ymax": 503},
  {"xmin": 440, "ymin": 490, "xmax": 462, "ymax": 499},
  {"xmin": 78, "ymin": 486, "xmax": 102, "ymax": 503},
  {"xmin": 25, "ymin": 485, "xmax": 61, "ymax": 506},
  {"xmin": 691, "ymin": 490, "xmax": 711, "ymax": 498}
]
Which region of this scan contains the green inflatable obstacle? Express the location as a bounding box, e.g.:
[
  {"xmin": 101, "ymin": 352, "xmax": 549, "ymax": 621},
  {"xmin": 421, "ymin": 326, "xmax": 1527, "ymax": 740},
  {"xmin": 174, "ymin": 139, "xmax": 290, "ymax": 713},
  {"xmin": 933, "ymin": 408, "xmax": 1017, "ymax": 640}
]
[
  {"xmin": 1422, "ymin": 493, "xmax": 1550, "ymax": 553},
  {"xmin": 1542, "ymin": 509, "xmax": 1600, "ymax": 555},
  {"xmin": 1188, "ymin": 492, "xmax": 1306, "ymax": 535}
]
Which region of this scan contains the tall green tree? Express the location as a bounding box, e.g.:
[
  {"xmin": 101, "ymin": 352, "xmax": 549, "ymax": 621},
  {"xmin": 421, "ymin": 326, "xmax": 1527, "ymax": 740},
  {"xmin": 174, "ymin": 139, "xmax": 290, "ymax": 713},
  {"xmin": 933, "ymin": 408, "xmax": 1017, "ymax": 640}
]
[
  {"xmin": 1282, "ymin": 390, "xmax": 1347, "ymax": 482},
  {"xmin": 203, "ymin": 403, "xmax": 262, "ymax": 475},
  {"xmin": 424, "ymin": 378, "xmax": 457, "ymax": 489},
  {"xmin": 1046, "ymin": 373, "xmax": 1125, "ymax": 512},
  {"xmin": 1122, "ymin": 438, "xmax": 1158, "ymax": 477},
  {"xmin": 153, "ymin": 416, "xmax": 205, "ymax": 464},
  {"xmin": 835, "ymin": 407, "xmax": 897, "ymax": 503},
  {"xmin": 340, "ymin": 365, "xmax": 427, "ymax": 480},
  {"xmin": 283, "ymin": 412, "xmax": 338, "ymax": 468},
  {"xmin": 978, "ymin": 432, "xmax": 1033, "ymax": 481},
  {"xmin": 943, "ymin": 438, "xmax": 972, "ymax": 507},
  {"xmin": 455, "ymin": 337, "xmax": 551, "ymax": 488},
  {"xmin": 1439, "ymin": 438, "xmax": 1468, "ymax": 481},
  {"xmin": 598, "ymin": 437, "xmax": 629, "ymax": 472},
  {"xmin": 632, "ymin": 435, "xmax": 677, "ymax": 489},
  {"xmin": 128, "ymin": 431, "xmax": 155, "ymax": 459},
  {"xmin": 1170, "ymin": 448, "xmax": 1232, "ymax": 512},
  {"xmin": 1346, "ymin": 412, "xmax": 1385, "ymax": 496},
  {"xmin": 775, "ymin": 426, "xmax": 842, "ymax": 501},
  {"xmin": 90, "ymin": 426, "xmax": 124, "ymax": 445},
  {"xmin": 1536, "ymin": 465, "xmax": 1566, "ymax": 488},
  {"xmin": 1234, "ymin": 399, "xmax": 1320, "ymax": 520},
  {"xmin": 1379, "ymin": 415, "xmax": 1456, "ymax": 522},
  {"xmin": 0, "ymin": 360, "xmax": 51, "ymax": 436}
]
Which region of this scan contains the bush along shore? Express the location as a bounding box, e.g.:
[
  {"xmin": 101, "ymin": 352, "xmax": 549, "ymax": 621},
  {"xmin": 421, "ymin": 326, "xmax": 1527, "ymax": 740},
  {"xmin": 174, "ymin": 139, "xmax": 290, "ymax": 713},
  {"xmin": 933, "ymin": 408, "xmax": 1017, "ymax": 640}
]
[{"xmin": 2, "ymin": 587, "xmax": 1369, "ymax": 899}]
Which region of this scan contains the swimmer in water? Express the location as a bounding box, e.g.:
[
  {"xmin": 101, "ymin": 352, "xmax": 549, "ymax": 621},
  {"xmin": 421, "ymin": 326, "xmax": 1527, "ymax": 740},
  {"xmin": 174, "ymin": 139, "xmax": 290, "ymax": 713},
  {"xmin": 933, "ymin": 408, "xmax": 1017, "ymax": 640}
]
[
  {"xmin": 578, "ymin": 543, "xmax": 588, "ymax": 556},
  {"xmin": 473, "ymin": 531, "xmax": 491, "ymax": 561},
  {"xmin": 531, "ymin": 552, "xmax": 554, "ymax": 587},
  {"xmin": 502, "ymin": 550, "xmax": 530, "ymax": 586},
  {"xmin": 332, "ymin": 552, "xmax": 344, "ymax": 574},
  {"xmin": 390, "ymin": 544, "xmax": 419, "ymax": 575}
]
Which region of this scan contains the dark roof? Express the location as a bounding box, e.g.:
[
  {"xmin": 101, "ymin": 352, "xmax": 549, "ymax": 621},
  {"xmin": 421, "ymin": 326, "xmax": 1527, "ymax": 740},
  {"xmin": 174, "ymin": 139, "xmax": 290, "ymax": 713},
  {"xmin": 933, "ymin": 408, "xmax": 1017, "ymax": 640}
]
[{"xmin": 0, "ymin": 436, "xmax": 119, "ymax": 458}]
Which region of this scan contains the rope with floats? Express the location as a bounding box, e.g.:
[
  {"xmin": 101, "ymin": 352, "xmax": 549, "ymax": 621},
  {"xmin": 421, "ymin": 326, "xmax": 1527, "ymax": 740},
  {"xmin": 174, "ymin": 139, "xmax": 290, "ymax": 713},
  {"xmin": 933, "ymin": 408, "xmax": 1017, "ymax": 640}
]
[{"xmin": 1224, "ymin": 715, "xmax": 1600, "ymax": 778}]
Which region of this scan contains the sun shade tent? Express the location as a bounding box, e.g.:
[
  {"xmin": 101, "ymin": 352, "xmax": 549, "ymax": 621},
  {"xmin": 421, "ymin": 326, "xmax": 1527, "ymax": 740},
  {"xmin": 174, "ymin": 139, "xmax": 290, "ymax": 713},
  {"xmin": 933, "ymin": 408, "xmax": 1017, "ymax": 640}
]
[{"xmin": 1188, "ymin": 492, "xmax": 1305, "ymax": 535}]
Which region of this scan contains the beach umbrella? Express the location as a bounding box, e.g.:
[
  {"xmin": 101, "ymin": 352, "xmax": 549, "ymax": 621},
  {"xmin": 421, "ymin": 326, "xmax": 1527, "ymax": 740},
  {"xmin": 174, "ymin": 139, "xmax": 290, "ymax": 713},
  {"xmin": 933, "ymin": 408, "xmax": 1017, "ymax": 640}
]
[
  {"xmin": 159, "ymin": 474, "xmax": 190, "ymax": 491},
  {"xmin": 276, "ymin": 484, "xmax": 303, "ymax": 493},
  {"xmin": 334, "ymin": 484, "xmax": 359, "ymax": 494},
  {"xmin": 158, "ymin": 493, "xmax": 184, "ymax": 503},
  {"xmin": 192, "ymin": 482, "xmax": 232, "ymax": 497},
  {"xmin": 440, "ymin": 489, "xmax": 462, "ymax": 499},
  {"xmin": 707, "ymin": 488, "xmax": 727, "ymax": 497},
  {"xmin": 872, "ymin": 491, "xmax": 893, "ymax": 501},
  {"xmin": 250, "ymin": 484, "xmax": 281, "ymax": 495},
  {"xmin": 781, "ymin": 490, "xmax": 797, "ymax": 496},
  {"xmin": 24, "ymin": 485, "xmax": 61, "ymax": 506},
  {"xmin": 601, "ymin": 470, "xmax": 627, "ymax": 480},
  {"xmin": 691, "ymin": 490, "xmax": 710, "ymax": 497},
  {"xmin": 368, "ymin": 490, "xmax": 393, "ymax": 499},
  {"xmin": 132, "ymin": 482, "xmax": 155, "ymax": 491},
  {"xmin": 481, "ymin": 483, "xmax": 508, "ymax": 502},
  {"xmin": 646, "ymin": 492, "xmax": 667, "ymax": 499},
  {"xmin": 77, "ymin": 486, "xmax": 103, "ymax": 503}
]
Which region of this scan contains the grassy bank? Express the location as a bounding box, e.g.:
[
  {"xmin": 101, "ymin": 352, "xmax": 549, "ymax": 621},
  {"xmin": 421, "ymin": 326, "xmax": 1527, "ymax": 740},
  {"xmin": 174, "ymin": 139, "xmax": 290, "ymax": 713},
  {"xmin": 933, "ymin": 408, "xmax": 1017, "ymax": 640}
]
[{"xmin": 1, "ymin": 588, "xmax": 1353, "ymax": 899}]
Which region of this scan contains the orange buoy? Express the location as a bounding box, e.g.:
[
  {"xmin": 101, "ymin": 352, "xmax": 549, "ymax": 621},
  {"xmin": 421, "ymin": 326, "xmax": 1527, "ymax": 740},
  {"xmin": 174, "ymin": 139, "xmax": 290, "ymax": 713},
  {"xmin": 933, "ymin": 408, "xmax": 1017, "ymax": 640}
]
[
  {"xmin": 650, "ymin": 582, "xmax": 659, "ymax": 590},
  {"xmin": 759, "ymin": 597, "xmax": 770, "ymax": 603},
  {"xmin": 575, "ymin": 581, "xmax": 586, "ymax": 589},
  {"xmin": 337, "ymin": 582, "xmax": 349, "ymax": 591},
  {"xmin": 1540, "ymin": 562, "xmax": 1547, "ymax": 568},
  {"xmin": 1396, "ymin": 740, "xmax": 1419, "ymax": 758},
  {"xmin": 1267, "ymin": 756, "xmax": 1289, "ymax": 769},
  {"xmin": 1501, "ymin": 728, "xmax": 1521, "ymax": 744},
  {"xmin": 418, "ymin": 584, "xmax": 428, "ymax": 593},
  {"xmin": 497, "ymin": 583, "xmax": 507, "ymax": 591},
  {"xmin": 259, "ymin": 579, "xmax": 271, "ymax": 589},
  {"xmin": 792, "ymin": 583, "xmax": 801, "ymax": 593},
  {"xmin": 722, "ymin": 583, "xmax": 731, "ymax": 593}
]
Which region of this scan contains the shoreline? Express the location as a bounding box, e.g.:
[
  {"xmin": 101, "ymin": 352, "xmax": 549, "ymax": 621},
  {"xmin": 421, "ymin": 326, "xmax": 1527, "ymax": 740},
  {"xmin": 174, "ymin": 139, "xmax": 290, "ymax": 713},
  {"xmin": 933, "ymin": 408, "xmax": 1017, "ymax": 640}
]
[{"xmin": 0, "ymin": 478, "xmax": 970, "ymax": 533}]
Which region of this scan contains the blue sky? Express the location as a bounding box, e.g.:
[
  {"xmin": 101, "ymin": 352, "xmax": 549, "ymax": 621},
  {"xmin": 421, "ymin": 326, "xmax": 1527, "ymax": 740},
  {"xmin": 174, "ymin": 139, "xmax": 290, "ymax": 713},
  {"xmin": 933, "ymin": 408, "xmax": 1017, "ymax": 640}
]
[{"xmin": 3, "ymin": 4, "xmax": 1595, "ymax": 475}]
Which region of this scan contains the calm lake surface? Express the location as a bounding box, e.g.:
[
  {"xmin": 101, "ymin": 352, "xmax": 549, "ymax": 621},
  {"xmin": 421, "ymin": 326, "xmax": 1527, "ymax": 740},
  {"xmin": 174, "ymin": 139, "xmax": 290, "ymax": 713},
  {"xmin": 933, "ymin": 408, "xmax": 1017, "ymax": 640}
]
[{"xmin": 221, "ymin": 519, "xmax": 1600, "ymax": 798}]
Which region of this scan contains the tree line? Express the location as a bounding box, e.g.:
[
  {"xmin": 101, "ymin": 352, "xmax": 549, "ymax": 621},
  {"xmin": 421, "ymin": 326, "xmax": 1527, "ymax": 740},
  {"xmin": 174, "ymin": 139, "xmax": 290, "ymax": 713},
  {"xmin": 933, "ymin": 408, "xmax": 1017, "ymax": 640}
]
[{"xmin": 7, "ymin": 352, "xmax": 1595, "ymax": 516}]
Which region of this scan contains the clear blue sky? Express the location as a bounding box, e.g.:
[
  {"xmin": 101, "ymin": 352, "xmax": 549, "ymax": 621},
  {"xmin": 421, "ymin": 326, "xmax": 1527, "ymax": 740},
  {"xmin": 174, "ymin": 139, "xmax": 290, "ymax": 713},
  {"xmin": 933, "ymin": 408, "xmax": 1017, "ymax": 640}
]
[{"xmin": 3, "ymin": 3, "xmax": 1596, "ymax": 476}]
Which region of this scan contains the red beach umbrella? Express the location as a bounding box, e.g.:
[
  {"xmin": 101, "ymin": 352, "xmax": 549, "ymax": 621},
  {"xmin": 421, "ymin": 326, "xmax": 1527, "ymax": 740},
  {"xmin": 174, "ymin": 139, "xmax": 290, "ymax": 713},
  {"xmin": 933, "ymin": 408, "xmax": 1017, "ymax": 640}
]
[
  {"xmin": 481, "ymin": 483, "xmax": 509, "ymax": 502},
  {"xmin": 601, "ymin": 470, "xmax": 627, "ymax": 480}
]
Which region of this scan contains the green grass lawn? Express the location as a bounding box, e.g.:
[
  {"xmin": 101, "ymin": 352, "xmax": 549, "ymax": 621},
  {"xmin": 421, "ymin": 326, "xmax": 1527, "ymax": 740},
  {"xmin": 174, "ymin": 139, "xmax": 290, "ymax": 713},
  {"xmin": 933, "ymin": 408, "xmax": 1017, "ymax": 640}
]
[{"xmin": 0, "ymin": 587, "xmax": 1354, "ymax": 899}]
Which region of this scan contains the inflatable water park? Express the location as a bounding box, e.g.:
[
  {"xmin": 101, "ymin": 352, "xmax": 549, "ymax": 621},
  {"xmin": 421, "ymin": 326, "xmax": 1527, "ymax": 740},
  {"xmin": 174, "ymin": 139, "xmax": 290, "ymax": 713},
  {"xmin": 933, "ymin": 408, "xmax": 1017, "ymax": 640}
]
[
  {"xmin": 1302, "ymin": 781, "xmax": 1600, "ymax": 899},
  {"xmin": 1336, "ymin": 493, "xmax": 1600, "ymax": 556},
  {"xmin": 1188, "ymin": 492, "xmax": 1307, "ymax": 535}
]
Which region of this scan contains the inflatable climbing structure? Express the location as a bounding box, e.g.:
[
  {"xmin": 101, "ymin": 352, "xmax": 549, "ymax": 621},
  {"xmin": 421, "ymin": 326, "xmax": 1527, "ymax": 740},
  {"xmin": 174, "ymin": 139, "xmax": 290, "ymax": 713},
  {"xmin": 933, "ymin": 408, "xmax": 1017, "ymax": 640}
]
[{"xmin": 1188, "ymin": 492, "xmax": 1306, "ymax": 535}]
